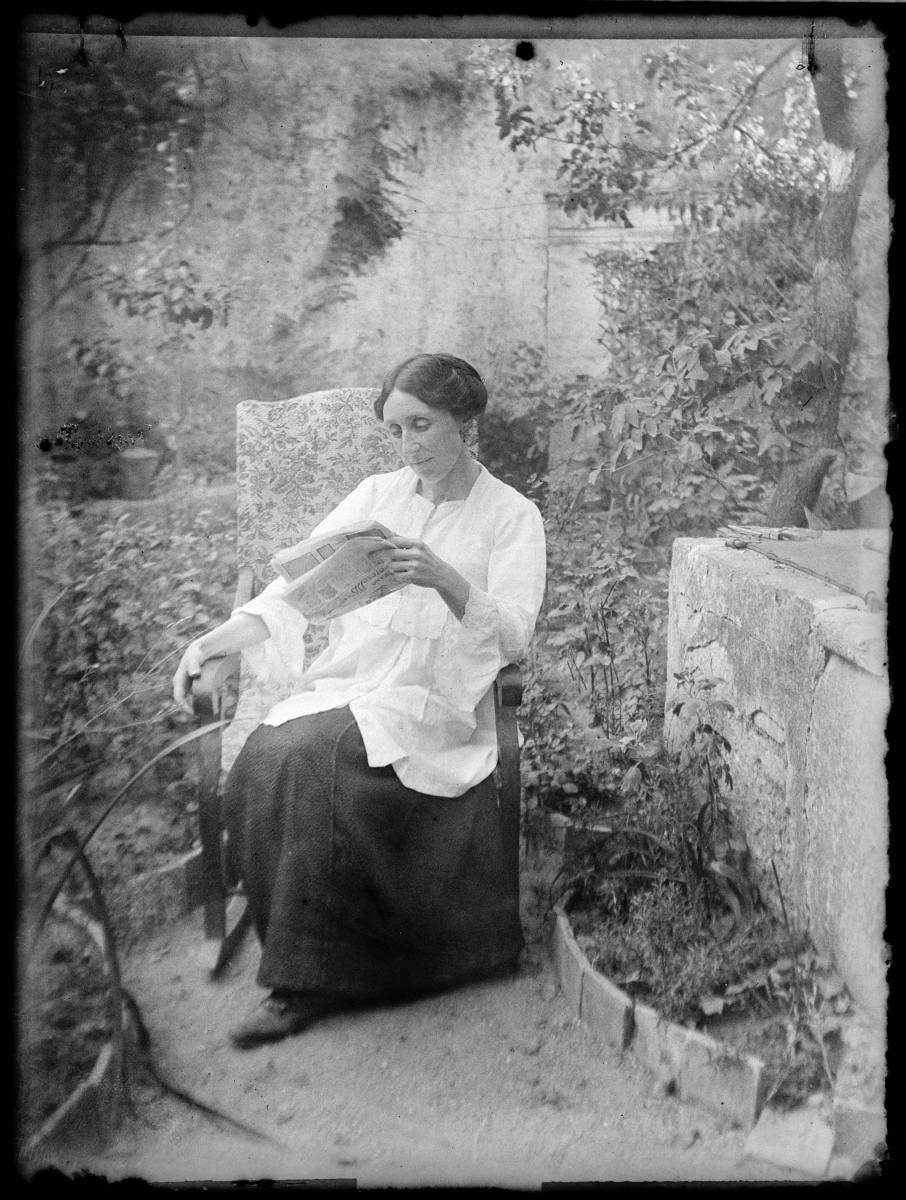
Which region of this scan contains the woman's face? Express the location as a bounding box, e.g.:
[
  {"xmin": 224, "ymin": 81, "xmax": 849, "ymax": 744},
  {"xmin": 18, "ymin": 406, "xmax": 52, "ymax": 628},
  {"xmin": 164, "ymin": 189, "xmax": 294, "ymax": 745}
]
[{"xmin": 382, "ymin": 389, "xmax": 465, "ymax": 486}]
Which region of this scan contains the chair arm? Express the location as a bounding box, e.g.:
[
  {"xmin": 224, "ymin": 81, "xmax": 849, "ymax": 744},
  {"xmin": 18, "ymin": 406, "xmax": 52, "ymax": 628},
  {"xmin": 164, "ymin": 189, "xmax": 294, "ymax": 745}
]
[
  {"xmin": 495, "ymin": 663, "xmax": 523, "ymax": 708},
  {"xmin": 191, "ymin": 654, "xmax": 241, "ymax": 721}
]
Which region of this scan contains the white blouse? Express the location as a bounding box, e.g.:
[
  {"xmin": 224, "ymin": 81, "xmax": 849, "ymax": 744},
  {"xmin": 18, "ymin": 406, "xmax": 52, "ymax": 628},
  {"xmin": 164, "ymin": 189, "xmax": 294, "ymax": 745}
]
[{"xmin": 236, "ymin": 464, "xmax": 547, "ymax": 797}]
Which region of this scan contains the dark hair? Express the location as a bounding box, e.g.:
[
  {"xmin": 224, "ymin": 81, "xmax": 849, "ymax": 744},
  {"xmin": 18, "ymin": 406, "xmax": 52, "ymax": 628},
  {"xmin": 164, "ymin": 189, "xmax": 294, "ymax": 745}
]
[{"xmin": 374, "ymin": 353, "xmax": 488, "ymax": 421}]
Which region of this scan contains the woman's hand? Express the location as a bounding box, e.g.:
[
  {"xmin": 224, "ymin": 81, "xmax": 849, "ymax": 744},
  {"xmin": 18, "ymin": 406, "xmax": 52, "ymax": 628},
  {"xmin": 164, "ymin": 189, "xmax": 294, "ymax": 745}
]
[
  {"xmin": 375, "ymin": 537, "xmax": 471, "ymax": 620},
  {"xmin": 171, "ymin": 612, "xmax": 270, "ymax": 716},
  {"xmin": 375, "ymin": 537, "xmax": 452, "ymax": 591},
  {"xmin": 172, "ymin": 639, "xmax": 208, "ymax": 715}
]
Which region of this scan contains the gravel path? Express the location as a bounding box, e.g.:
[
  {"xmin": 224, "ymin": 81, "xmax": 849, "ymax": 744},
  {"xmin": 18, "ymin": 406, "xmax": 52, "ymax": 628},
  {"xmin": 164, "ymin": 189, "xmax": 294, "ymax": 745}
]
[{"xmin": 36, "ymin": 868, "xmax": 807, "ymax": 1187}]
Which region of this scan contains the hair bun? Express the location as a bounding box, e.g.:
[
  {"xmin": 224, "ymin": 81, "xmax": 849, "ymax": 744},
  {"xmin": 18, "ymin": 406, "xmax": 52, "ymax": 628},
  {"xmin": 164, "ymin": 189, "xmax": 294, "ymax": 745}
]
[{"xmin": 375, "ymin": 353, "xmax": 488, "ymax": 421}]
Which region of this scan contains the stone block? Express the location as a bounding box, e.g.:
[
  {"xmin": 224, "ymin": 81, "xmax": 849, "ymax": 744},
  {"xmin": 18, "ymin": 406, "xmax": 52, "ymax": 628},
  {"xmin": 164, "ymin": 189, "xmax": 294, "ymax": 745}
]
[
  {"xmin": 631, "ymin": 1002, "xmax": 683, "ymax": 1082},
  {"xmin": 675, "ymin": 1026, "xmax": 765, "ymax": 1128},
  {"xmin": 580, "ymin": 965, "xmax": 634, "ymax": 1052},
  {"xmin": 833, "ymin": 1097, "xmax": 886, "ymax": 1165},
  {"xmin": 550, "ymin": 911, "xmax": 584, "ymax": 1016},
  {"xmin": 744, "ymin": 1105, "xmax": 835, "ymax": 1177},
  {"xmin": 631, "ymin": 1003, "xmax": 764, "ymax": 1127}
]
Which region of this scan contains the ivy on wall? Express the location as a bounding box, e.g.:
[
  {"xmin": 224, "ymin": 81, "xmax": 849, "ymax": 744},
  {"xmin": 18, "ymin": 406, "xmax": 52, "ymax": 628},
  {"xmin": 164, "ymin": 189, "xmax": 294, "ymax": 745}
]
[{"xmin": 319, "ymin": 94, "xmax": 409, "ymax": 279}]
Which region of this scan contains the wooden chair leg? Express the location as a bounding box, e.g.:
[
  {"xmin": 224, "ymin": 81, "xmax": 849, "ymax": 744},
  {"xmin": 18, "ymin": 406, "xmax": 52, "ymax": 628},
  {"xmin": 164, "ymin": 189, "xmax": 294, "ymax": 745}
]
[
  {"xmin": 495, "ymin": 703, "xmax": 521, "ymax": 891},
  {"xmin": 208, "ymin": 897, "xmax": 253, "ymax": 979},
  {"xmin": 196, "ymin": 739, "xmax": 252, "ymax": 976},
  {"xmin": 192, "ymin": 654, "xmax": 252, "ymax": 977},
  {"xmin": 494, "ymin": 665, "xmax": 524, "ymax": 897},
  {"xmin": 197, "ymin": 724, "xmax": 226, "ymax": 948}
]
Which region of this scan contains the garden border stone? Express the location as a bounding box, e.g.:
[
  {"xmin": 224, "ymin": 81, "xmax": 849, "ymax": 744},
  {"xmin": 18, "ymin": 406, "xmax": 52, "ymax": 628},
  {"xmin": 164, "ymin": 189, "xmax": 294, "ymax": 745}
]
[
  {"xmin": 550, "ymin": 899, "xmax": 764, "ymax": 1129},
  {"xmin": 831, "ymin": 1096, "xmax": 887, "ymax": 1166},
  {"xmin": 550, "ymin": 898, "xmax": 885, "ymax": 1177}
]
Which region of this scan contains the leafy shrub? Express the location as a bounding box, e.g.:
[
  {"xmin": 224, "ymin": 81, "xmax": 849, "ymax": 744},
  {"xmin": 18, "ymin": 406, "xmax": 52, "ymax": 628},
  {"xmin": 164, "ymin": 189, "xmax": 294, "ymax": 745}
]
[
  {"xmin": 520, "ymin": 477, "xmax": 670, "ymax": 816},
  {"xmin": 480, "ymin": 341, "xmax": 553, "ymax": 505},
  {"xmin": 157, "ymin": 403, "xmax": 236, "ymax": 485},
  {"xmin": 478, "ymin": 405, "xmax": 549, "ymax": 504},
  {"xmin": 23, "ymin": 500, "xmax": 236, "ymax": 831},
  {"xmin": 562, "ymin": 671, "xmax": 792, "ymax": 1023},
  {"xmin": 473, "ymin": 40, "xmax": 874, "ymax": 544}
]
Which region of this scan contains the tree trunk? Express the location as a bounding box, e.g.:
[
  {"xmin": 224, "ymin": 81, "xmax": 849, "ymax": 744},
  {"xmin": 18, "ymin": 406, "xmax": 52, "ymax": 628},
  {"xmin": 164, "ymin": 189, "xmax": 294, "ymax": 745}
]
[
  {"xmin": 807, "ymin": 39, "xmax": 885, "ymax": 446},
  {"xmin": 766, "ymin": 37, "xmax": 886, "ymax": 523}
]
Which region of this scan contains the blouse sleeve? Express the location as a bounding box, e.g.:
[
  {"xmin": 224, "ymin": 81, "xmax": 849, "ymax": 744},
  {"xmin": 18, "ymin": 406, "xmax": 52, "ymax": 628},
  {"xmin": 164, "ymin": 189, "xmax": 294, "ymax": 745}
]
[
  {"xmin": 434, "ymin": 498, "xmax": 546, "ymax": 712},
  {"xmin": 233, "ymin": 476, "xmax": 378, "ymax": 686}
]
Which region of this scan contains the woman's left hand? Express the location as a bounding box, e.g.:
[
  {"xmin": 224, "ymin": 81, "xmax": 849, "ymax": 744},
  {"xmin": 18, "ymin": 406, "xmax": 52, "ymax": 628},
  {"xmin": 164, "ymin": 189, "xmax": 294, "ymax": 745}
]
[
  {"xmin": 374, "ymin": 537, "xmax": 452, "ymax": 591},
  {"xmin": 373, "ymin": 537, "xmax": 471, "ymax": 619}
]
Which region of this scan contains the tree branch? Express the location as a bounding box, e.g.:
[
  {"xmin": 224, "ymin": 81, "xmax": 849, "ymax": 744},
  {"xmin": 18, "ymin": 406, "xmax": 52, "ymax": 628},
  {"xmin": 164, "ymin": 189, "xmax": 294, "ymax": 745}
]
[
  {"xmin": 30, "ymin": 167, "xmax": 127, "ymax": 322},
  {"xmin": 732, "ymin": 123, "xmax": 781, "ymax": 164},
  {"xmin": 41, "ymin": 235, "xmax": 151, "ymax": 251},
  {"xmin": 666, "ymin": 45, "xmax": 793, "ymax": 163}
]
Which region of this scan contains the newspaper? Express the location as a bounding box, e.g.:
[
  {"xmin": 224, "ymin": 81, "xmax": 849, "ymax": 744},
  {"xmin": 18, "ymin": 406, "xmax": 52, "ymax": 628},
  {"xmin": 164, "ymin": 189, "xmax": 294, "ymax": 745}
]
[{"xmin": 269, "ymin": 522, "xmax": 403, "ymax": 622}]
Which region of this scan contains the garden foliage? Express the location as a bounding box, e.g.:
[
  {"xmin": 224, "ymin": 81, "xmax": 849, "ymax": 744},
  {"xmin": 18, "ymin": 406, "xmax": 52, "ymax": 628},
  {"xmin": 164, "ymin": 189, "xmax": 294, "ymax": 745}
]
[
  {"xmin": 23, "ymin": 500, "xmax": 236, "ymax": 845},
  {"xmin": 471, "ymin": 39, "xmax": 886, "ymax": 525}
]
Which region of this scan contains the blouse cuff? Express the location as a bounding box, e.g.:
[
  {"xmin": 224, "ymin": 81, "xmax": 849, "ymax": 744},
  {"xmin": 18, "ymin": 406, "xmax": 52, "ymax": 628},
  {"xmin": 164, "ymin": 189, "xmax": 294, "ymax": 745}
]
[
  {"xmin": 460, "ymin": 586, "xmax": 529, "ymax": 661},
  {"xmin": 234, "ymin": 587, "xmax": 309, "ymax": 689}
]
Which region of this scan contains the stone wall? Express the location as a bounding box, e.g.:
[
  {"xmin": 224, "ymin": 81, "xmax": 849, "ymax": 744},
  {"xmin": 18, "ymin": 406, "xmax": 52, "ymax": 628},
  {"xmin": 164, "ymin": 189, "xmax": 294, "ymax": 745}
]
[{"xmin": 665, "ymin": 532, "xmax": 888, "ymax": 1020}]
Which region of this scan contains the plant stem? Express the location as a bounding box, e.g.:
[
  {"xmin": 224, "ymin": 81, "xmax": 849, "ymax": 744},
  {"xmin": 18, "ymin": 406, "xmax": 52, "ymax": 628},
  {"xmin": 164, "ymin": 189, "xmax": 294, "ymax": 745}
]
[{"xmin": 771, "ymin": 857, "xmax": 804, "ymax": 1017}]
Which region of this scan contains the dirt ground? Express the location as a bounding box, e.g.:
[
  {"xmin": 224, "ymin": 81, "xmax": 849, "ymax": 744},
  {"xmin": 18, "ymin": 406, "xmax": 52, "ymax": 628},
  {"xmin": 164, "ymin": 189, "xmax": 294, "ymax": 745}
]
[{"xmin": 25, "ymin": 865, "xmax": 812, "ymax": 1188}]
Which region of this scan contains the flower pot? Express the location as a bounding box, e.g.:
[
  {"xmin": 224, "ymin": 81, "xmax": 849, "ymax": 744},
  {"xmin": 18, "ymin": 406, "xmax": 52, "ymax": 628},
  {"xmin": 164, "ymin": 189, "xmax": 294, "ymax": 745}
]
[{"xmin": 118, "ymin": 447, "xmax": 159, "ymax": 500}]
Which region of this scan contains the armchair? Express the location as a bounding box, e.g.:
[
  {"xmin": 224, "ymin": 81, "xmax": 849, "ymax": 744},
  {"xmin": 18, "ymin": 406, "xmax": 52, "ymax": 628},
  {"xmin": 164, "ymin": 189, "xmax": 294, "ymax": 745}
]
[{"xmin": 191, "ymin": 388, "xmax": 523, "ymax": 976}]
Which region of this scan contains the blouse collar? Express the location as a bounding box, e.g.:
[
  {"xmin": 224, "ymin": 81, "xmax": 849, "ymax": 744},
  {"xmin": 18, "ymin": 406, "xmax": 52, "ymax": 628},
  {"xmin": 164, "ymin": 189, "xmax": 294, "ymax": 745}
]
[{"xmin": 407, "ymin": 461, "xmax": 487, "ymax": 511}]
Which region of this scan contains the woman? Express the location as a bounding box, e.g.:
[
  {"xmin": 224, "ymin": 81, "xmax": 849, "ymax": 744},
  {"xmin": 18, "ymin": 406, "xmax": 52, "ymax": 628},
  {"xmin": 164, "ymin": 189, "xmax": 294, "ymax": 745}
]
[{"xmin": 173, "ymin": 353, "xmax": 546, "ymax": 1048}]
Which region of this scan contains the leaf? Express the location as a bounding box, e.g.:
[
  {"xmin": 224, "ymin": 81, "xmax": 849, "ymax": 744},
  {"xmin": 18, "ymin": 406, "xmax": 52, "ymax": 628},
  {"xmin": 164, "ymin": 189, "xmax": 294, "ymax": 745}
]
[
  {"xmin": 757, "ymin": 428, "xmax": 784, "ymax": 456},
  {"xmin": 619, "ymin": 763, "xmax": 642, "ymax": 795},
  {"xmin": 844, "ymin": 471, "xmax": 885, "ymax": 502},
  {"xmin": 610, "ymin": 403, "xmax": 627, "ymax": 438},
  {"xmin": 802, "ymin": 505, "xmax": 830, "ymax": 531},
  {"xmin": 20, "ymin": 586, "xmax": 68, "ymax": 664},
  {"xmin": 699, "ymin": 994, "xmax": 725, "ymax": 1015},
  {"xmin": 817, "ymin": 973, "xmax": 845, "ymax": 1000}
]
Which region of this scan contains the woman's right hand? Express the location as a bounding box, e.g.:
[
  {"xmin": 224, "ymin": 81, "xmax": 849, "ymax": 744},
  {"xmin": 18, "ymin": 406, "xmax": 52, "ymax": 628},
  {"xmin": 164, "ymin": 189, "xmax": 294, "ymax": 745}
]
[{"xmin": 172, "ymin": 639, "xmax": 208, "ymax": 715}]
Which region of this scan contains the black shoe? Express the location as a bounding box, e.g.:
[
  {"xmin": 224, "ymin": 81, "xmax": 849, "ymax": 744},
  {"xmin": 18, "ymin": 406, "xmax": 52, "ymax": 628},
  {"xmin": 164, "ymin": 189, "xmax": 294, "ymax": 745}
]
[{"xmin": 228, "ymin": 993, "xmax": 329, "ymax": 1049}]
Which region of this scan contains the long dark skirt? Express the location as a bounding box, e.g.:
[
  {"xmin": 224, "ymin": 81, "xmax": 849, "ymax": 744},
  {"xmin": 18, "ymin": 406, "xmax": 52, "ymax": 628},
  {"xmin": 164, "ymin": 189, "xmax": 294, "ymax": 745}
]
[{"xmin": 223, "ymin": 706, "xmax": 524, "ymax": 1001}]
